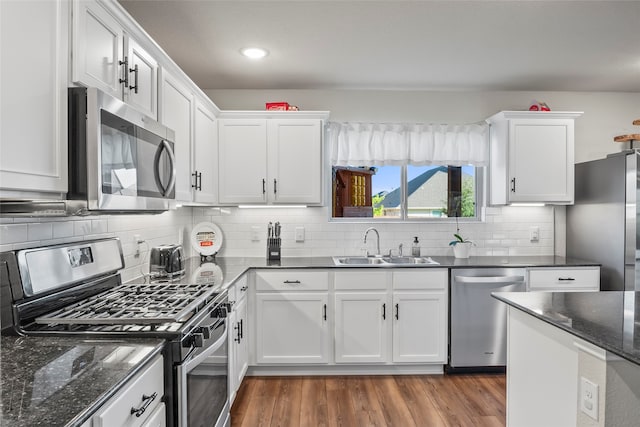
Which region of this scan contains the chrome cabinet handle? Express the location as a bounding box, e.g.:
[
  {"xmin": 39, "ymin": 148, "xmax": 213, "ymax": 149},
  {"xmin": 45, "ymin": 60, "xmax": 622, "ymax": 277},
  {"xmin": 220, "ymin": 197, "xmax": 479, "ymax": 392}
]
[
  {"xmin": 323, "ymin": 304, "xmax": 327, "ymax": 321},
  {"xmin": 395, "ymin": 303, "xmax": 399, "ymax": 320},
  {"xmin": 262, "ymin": 178, "xmax": 266, "ymax": 195},
  {"xmin": 382, "ymin": 303, "xmax": 386, "ymax": 320},
  {"xmin": 130, "ymin": 392, "xmax": 157, "ymax": 418},
  {"xmin": 558, "ymin": 277, "xmax": 575, "ymax": 281},
  {"xmin": 274, "ymin": 179, "xmax": 277, "ymax": 194},
  {"xmin": 283, "ymin": 280, "xmax": 301, "ymax": 284},
  {"xmin": 510, "ymin": 177, "xmax": 516, "ymax": 192},
  {"xmin": 119, "ymin": 56, "xmax": 129, "ymax": 87},
  {"xmin": 240, "ymin": 318, "xmax": 244, "ymax": 339}
]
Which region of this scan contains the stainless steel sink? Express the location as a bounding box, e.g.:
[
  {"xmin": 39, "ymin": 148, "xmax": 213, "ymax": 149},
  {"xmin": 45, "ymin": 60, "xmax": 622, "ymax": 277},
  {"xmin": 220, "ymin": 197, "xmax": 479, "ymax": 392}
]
[
  {"xmin": 333, "ymin": 257, "xmax": 387, "ymax": 265},
  {"xmin": 383, "ymin": 256, "xmax": 440, "ymax": 265},
  {"xmin": 332, "ymin": 256, "xmax": 439, "ymax": 266}
]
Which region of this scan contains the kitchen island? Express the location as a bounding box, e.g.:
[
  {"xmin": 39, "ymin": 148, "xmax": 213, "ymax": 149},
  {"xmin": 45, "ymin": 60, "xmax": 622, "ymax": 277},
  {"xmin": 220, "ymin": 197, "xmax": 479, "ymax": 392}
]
[
  {"xmin": 0, "ymin": 336, "xmax": 164, "ymax": 427},
  {"xmin": 493, "ymin": 291, "xmax": 640, "ymax": 427}
]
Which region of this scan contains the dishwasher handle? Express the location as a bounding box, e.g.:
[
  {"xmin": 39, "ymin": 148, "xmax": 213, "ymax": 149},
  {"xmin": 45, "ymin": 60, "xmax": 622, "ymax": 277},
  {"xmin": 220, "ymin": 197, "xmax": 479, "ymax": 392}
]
[{"xmin": 454, "ymin": 275, "xmax": 525, "ymax": 284}]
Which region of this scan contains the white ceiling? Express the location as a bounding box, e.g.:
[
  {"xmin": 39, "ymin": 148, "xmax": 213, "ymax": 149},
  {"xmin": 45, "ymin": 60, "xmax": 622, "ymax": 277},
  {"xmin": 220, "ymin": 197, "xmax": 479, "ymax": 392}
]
[{"xmin": 118, "ymin": 0, "xmax": 640, "ymax": 92}]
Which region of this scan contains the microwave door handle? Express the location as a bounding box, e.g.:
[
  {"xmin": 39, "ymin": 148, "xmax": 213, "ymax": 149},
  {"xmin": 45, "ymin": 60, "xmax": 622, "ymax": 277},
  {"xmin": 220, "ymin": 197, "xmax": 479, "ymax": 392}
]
[{"xmin": 153, "ymin": 140, "xmax": 176, "ymax": 196}]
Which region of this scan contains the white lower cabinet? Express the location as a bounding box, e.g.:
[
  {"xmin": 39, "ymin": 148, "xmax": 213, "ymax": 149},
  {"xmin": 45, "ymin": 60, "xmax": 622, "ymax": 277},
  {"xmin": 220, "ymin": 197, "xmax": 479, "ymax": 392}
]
[
  {"xmin": 333, "ymin": 269, "xmax": 448, "ymax": 365},
  {"xmin": 334, "ymin": 291, "xmax": 388, "ymax": 363},
  {"xmin": 526, "ymin": 266, "xmax": 600, "ymax": 291},
  {"xmin": 91, "ymin": 355, "xmax": 164, "ymax": 427},
  {"xmin": 392, "ymin": 291, "xmax": 446, "ymax": 363},
  {"xmin": 228, "ymin": 274, "xmax": 249, "ymax": 404},
  {"xmin": 255, "ymin": 270, "xmax": 330, "ymax": 364}
]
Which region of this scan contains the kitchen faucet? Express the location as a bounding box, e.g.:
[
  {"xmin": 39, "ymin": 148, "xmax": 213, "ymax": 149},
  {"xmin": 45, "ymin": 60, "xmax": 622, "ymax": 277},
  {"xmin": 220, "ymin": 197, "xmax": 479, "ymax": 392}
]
[{"xmin": 363, "ymin": 227, "xmax": 381, "ymax": 256}]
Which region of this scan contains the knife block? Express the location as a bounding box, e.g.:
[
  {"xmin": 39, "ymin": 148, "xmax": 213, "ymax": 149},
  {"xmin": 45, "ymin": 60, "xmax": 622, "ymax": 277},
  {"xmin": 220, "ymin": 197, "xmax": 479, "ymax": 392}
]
[{"xmin": 267, "ymin": 238, "xmax": 281, "ymax": 260}]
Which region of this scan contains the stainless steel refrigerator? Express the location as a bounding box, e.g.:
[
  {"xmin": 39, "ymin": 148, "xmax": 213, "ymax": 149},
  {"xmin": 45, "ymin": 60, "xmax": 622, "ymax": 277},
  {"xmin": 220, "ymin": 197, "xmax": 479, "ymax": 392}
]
[{"xmin": 567, "ymin": 150, "xmax": 640, "ymax": 291}]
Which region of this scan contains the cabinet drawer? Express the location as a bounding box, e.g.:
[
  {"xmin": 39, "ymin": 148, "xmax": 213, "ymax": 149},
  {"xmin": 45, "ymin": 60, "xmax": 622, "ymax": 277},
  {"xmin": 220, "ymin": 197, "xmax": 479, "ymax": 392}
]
[
  {"xmin": 93, "ymin": 356, "xmax": 164, "ymax": 427},
  {"xmin": 527, "ymin": 267, "xmax": 600, "ymax": 291},
  {"xmin": 393, "ymin": 269, "xmax": 448, "ymax": 290},
  {"xmin": 229, "ymin": 273, "xmax": 249, "ymax": 304},
  {"xmin": 256, "ymin": 270, "xmax": 328, "ymax": 291},
  {"xmin": 334, "ymin": 270, "xmax": 389, "ymax": 290}
]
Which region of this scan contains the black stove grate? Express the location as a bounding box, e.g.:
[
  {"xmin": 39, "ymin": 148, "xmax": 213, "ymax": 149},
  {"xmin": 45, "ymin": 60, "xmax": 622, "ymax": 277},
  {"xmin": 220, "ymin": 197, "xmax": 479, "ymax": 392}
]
[{"xmin": 35, "ymin": 283, "xmax": 219, "ymax": 325}]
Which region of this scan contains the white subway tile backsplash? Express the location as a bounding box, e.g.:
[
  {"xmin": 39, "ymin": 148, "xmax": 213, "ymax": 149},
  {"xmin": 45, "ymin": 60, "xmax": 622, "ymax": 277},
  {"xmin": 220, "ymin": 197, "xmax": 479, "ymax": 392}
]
[
  {"xmin": 27, "ymin": 223, "xmax": 53, "ymax": 241},
  {"xmin": 53, "ymin": 222, "xmax": 74, "ymax": 239},
  {"xmin": 0, "ymin": 224, "xmax": 28, "ymax": 244},
  {"xmin": 74, "ymin": 220, "xmax": 92, "ymax": 236}
]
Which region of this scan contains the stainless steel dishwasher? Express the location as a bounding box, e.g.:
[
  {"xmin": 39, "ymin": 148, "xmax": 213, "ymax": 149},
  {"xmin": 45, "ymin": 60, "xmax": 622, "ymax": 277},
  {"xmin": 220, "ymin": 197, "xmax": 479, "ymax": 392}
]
[{"xmin": 449, "ymin": 268, "xmax": 525, "ymax": 372}]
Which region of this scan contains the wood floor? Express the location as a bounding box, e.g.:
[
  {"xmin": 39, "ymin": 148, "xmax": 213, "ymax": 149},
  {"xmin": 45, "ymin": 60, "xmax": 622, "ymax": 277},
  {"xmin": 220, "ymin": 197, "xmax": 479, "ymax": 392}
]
[{"xmin": 230, "ymin": 374, "xmax": 506, "ymax": 427}]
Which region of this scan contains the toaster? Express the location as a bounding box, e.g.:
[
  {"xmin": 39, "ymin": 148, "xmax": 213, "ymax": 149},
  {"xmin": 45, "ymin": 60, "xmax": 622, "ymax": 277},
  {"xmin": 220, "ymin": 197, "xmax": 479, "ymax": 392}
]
[{"xmin": 149, "ymin": 244, "xmax": 185, "ymax": 278}]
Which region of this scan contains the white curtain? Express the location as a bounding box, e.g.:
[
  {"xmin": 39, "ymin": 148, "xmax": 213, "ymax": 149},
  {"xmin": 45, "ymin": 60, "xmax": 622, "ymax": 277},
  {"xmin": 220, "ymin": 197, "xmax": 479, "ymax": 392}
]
[{"xmin": 328, "ymin": 121, "xmax": 489, "ymax": 167}]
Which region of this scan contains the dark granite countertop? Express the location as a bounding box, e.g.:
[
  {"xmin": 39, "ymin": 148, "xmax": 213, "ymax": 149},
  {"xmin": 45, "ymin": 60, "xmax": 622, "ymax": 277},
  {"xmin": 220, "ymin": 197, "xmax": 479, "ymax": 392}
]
[
  {"xmin": 493, "ymin": 291, "xmax": 640, "ymax": 366},
  {"xmin": 147, "ymin": 255, "xmax": 599, "ymax": 291},
  {"xmin": 0, "ymin": 336, "xmax": 164, "ymax": 427}
]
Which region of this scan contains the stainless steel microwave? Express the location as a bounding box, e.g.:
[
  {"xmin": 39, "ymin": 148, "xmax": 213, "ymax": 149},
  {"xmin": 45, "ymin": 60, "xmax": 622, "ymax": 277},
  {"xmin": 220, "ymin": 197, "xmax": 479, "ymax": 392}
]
[{"xmin": 67, "ymin": 87, "xmax": 176, "ymax": 213}]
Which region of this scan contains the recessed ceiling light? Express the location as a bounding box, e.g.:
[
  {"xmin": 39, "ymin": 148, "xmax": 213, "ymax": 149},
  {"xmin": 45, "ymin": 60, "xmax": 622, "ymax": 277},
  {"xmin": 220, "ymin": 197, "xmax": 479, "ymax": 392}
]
[{"xmin": 240, "ymin": 47, "xmax": 269, "ymax": 59}]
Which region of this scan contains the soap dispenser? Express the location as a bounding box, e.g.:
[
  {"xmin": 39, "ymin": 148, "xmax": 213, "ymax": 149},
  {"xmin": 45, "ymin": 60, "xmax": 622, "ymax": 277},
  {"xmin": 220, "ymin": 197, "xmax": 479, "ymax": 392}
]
[{"xmin": 412, "ymin": 236, "xmax": 420, "ymax": 257}]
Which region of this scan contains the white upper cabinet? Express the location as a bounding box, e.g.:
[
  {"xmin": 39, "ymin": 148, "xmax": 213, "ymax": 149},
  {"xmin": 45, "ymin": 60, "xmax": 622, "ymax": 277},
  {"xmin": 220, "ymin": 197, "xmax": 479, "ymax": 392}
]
[
  {"xmin": 267, "ymin": 119, "xmax": 323, "ymax": 204},
  {"xmin": 487, "ymin": 111, "xmax": 582, "ymax": 205},
  {"xmin": 124, "ymin": 35, "xmax": 158, "ymax": 119},
  {"xmin": 0, "ymin": 0, "xmax": 69, "ymax": 197},
  {"xmin": 159, "ymin": 70, "xmax": 194, "ymax": 202},
  {"xmin": 218, "ymin": 119, "xmax": 268, "ymax": 204},
  {"xmin": 218, "ymin": 113, "xmax": 328, "ymax": 205},
  {"xmin": 72, "ymin": 0, "xmax": 158, "ymax": 119},
  {"xmin": 193, "ymin": 100, "xmax": 218, "ymax": 204}
]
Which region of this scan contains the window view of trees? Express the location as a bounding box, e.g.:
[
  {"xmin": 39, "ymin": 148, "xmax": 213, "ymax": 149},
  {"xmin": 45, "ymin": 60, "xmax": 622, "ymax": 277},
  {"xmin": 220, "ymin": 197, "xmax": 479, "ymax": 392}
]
[{"xmin": 332, "ymin": 165, "xmax": 477, "ymax": 220}]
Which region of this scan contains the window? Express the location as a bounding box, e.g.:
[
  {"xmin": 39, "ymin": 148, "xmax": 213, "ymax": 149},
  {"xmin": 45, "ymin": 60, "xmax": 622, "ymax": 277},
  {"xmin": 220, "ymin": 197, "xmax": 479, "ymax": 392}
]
[{"xmin": 331, "ymin": 164, "xmax": 480, "ymax": 220}]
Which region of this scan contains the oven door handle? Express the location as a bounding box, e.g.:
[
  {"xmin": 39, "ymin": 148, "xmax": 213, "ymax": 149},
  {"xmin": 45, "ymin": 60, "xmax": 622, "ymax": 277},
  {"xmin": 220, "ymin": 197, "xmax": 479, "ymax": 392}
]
[{"xmin": 181, "ymin": 322, "xmax": 227, "ymax": 374}]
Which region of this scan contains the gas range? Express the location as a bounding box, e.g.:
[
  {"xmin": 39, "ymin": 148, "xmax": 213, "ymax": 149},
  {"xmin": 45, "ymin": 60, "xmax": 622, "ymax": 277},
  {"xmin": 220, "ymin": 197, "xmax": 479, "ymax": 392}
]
[{"xmin": 0, "ymin": 237, "xmax": 230, "ymax": 427}]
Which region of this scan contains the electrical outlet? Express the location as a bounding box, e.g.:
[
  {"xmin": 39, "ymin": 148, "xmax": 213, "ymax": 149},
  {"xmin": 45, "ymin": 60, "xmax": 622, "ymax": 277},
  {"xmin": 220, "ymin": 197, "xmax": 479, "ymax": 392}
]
[
  {"xmin": 580, "ymin": 377, "xmax": 599, "ymax": 421},
  {"xmin": 295, "ymin": 226, "xmax": 305, "ymax": 242},
  {"xmin": 251, "ymin": 226, "xmax": 260, "ymax": 242},
  {"xmin": 530, "ymin": 226, "xmax": 540, "ymax": 242}
]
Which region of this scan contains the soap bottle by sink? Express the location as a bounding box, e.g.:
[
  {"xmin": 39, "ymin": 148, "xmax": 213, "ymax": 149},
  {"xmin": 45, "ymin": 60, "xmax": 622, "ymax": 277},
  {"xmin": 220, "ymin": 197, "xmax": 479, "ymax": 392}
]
[{"xmin": 412, "ymin": 236, "xmax": 420, "ymax": 257}]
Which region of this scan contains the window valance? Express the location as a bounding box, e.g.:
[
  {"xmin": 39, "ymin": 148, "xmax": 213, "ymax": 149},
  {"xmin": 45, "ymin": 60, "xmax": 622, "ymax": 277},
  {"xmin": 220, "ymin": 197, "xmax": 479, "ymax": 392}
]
[{"xmin": 328, "ymin": 121, "xmax": 489, "ymax": 167}]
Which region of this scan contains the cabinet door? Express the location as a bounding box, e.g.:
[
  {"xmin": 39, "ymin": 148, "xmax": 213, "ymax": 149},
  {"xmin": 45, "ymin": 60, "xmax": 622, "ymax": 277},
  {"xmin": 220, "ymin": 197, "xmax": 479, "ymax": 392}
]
[
  {"xmin": 218, "ymin": 119, "xmax": 268, "ymax": 204},
  {"xmin": 255, "ymin": 292, "xmax": 329, "ymax": 364},
  {"xmin": 1, "ymin": 0, "xmax": 68, "ymax": 195},
  {"xmin": 193, "ymin": 100, "xmax": 218, "ymax": 204},
  {"xmin": 227, "ymin": 307, "xmax": 238, "ymax": 402},
  {"xmin": 125, "ymin": 35, "xmax": 158, "ymax": 120},
  {"xmin": 509, "ymin": 119, "xmax": 574, "ymax": 203},
  {"xmin": 159, "ymin": 70, "xmax": 194, "ymax": 202},
  {"xmin": 392, "ymin": 292, "xmax": 446, "ymax": 363},
  {"xmin": 72, "ymin": 0, "xmax": 123, "ymax": 98},
  {"xmin": 334, "ymin": 292, "xmax": 388, "ymax": 363},
  {"xmin": 235, "ymin": 297, "xmax": 249, "ymax": 390},
  {"xmin": 268, "ymin": 119, "xmax": 322, "ymax": 204}
]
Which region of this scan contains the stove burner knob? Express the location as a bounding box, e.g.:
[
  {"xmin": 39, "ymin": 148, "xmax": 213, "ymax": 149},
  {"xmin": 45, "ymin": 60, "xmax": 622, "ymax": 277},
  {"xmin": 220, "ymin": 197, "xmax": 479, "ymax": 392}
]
[
  {"xmin": 196, "ymin": 326, "xmax": 211, "ymax": 340},
  {"xmin": 191, "ymin": 333, "xmax": 205, "ymax": 348}
]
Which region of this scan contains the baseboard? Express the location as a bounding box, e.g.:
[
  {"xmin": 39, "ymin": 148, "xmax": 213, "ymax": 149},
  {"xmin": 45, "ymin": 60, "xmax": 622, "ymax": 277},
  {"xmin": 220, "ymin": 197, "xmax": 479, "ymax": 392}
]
[{"xmin": 246, "ymin": 364, "xmax": 444, "ymax": 376}]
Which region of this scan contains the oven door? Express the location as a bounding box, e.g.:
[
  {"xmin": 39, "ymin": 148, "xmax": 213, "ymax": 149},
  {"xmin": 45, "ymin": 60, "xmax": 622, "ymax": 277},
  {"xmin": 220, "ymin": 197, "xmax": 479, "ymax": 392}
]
[{"xmin": 176, "ymin": 313, "xmax": 229, "ymax": 427}]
